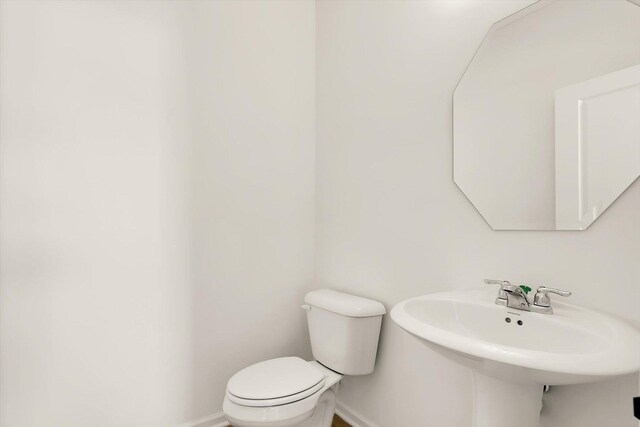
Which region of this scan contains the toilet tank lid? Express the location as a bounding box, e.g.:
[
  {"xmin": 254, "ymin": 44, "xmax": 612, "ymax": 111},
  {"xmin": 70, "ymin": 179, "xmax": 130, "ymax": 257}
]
[{"xmin": 304, "ymin": 289, "xmax": 386, "ymax": 317}]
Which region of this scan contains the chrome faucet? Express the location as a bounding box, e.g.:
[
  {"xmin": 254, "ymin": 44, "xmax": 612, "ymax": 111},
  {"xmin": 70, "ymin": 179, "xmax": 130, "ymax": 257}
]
[
  {"xmin": 484, "ymin": 279, "xmax": 531, "ymax": 311},
  {"xmin": 484, "ymin": 279, "xmax": 571, "ymax": 315}
]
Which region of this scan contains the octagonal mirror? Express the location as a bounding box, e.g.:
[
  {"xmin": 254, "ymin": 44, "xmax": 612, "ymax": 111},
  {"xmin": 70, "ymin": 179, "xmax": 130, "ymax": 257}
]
[{"xmin": 454, "ymin": 0, "xmax": 640, "ymax": 230}]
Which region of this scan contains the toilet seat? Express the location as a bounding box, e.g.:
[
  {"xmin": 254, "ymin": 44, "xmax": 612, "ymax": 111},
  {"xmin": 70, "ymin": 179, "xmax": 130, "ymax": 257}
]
[
  {"xmin": 227, "ymin": 357, "xmax": 326, "ymax": 407},
  {"xmin": 223, "ymin": 359, "xmax": 343, "ymax": 427}
]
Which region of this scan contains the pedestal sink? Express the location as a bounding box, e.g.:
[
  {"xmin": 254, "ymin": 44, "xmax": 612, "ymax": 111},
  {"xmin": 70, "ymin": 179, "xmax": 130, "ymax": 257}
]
[{"xmin": 390, "ymin": 290, "xmax": 640, "ymax": 427}]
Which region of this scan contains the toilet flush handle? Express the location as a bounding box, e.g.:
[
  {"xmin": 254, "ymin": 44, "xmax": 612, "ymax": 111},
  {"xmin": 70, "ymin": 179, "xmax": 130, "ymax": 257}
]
[{"xmin": 301, "ymin": 304, "xmax": 311, "ymax": 311}]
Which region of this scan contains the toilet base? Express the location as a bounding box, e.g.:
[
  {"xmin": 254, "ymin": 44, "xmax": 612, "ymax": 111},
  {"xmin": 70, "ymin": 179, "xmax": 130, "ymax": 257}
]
[{"xmin": 299, "ymin": 389, "xmax": 336, "ymax": 427}]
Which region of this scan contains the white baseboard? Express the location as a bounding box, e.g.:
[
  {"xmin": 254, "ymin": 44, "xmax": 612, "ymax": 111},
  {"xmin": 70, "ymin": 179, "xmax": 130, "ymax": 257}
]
[
  {"xmin": 335, "ymin": 401, "xmax": 378, "ymax": 427},
  {"xmin": 175, "ymin": 412, "xmax": 228, "ymax": 427}
]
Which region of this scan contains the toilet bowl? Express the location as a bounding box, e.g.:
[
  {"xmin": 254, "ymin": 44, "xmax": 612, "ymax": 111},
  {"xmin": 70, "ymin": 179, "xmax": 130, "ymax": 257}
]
[
  {"xmin": 223, "ymin": 358, "xmax": 342, "ymax": 427},
  {"xmin": 223, "ymin": 289, "xmax": 385, "ymax": 427}
]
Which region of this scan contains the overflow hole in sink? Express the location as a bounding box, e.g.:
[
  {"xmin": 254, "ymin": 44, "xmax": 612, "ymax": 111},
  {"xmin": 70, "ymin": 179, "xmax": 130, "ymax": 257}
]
[
  {"xmin": 517, "ymin": 320, "xmax": 523, "ymax": 326},
  {"xmin": 505, "ymin": 317, "xmax": 511, "ymax": 323}
]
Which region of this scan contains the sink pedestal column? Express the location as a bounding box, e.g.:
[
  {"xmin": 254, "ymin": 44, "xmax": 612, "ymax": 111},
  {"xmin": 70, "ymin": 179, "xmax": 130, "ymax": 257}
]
[{"xmin": 472, "ymin": 372, "xmax": 543, "ymax": 427}]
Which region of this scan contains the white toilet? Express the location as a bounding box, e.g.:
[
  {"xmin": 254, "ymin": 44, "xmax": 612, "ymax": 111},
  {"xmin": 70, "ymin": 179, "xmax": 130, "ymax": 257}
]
[{"xmin": 223, "ymin": 289, "xmax": 386, "ymax": 427}]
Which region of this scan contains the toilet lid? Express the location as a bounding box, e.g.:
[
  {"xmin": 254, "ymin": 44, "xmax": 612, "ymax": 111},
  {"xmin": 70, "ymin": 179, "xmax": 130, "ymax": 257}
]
[{"xmin": 227, "ymin": 357, "xmax": 325, "ymax": 405}]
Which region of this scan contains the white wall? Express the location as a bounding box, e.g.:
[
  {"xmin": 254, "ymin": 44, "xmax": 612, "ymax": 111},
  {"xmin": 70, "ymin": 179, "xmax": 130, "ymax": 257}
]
[
  {"xmin": 1, "ymin": 2, "xmax": 193, "ymax": 425},
  {"xmin": 0, "ymin": 1, "xmax": 315, "ymax": 426},
  {"xmin": 315, "ymin": 1, "xmax": 640, "ymax": 426},
  {"xmin": 180, "ymin": 0, "xmax": 316, "ymax": 420}
]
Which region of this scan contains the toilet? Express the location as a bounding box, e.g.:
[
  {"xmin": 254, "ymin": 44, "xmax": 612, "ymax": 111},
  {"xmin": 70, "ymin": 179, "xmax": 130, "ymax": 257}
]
[{"xmin": 223, "ymin": 289, "xmax": 386, "ymax": 427}]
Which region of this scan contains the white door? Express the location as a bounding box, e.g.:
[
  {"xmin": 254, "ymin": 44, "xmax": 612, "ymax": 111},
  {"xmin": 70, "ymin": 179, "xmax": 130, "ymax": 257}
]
[{"xmin": 555, "ymin": 64, "xmax": 640, "ymax": 229}]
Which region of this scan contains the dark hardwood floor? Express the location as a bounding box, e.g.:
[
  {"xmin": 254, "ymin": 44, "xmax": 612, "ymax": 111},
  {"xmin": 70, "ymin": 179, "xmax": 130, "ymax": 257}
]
[{"xmin": 332, "ymin": 414, "xmax": 351, "ymax": 427}]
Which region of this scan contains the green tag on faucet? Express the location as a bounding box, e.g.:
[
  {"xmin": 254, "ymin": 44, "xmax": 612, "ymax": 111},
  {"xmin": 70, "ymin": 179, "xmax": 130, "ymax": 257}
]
[{"xmin": 519, "ymin": 285, "xmax": 532, "ymax": 294}]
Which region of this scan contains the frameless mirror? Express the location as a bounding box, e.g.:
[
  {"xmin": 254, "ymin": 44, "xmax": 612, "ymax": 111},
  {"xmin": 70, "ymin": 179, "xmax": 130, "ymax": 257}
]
[{"xmin": 454, "ymin": 0, "xmax": 640, "ymax": 230}]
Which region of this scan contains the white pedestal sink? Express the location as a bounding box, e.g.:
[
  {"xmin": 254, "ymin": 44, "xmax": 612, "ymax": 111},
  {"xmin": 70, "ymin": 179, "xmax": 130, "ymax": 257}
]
[{"xmin": 390, "ymin": 290, "xmax": 640, "ymax": 427}]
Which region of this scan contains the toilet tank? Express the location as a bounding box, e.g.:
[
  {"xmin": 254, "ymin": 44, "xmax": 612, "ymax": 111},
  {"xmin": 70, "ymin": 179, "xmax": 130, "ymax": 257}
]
[{"xmin": 304, "ymin": 289, "xmax": 386, "ymax": 375}]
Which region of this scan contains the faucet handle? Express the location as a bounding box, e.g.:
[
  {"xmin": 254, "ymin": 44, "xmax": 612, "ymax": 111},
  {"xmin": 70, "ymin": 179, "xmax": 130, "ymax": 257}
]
[
  {"xmin": 533, "ymin": 286, "xmax": 572, "ymax": 307},
  {"xmin": 484, "ymin": 279, "xmax": 511, "ymax": 287},
  {"xmin": 484, "ymin": 279, "xmax": 513, "ymax": 299}
]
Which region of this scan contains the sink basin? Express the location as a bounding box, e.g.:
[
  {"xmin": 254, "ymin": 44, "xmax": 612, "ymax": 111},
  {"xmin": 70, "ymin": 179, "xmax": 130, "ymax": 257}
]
[
  {"xmin": 391, "ymin": 290, "xmax": 640, "ymax": 427},
  {"xmin": 391, "ymin": 289, "xmax": 640, "ymax": 383}
]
